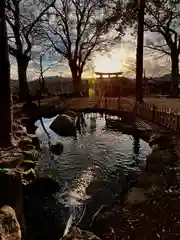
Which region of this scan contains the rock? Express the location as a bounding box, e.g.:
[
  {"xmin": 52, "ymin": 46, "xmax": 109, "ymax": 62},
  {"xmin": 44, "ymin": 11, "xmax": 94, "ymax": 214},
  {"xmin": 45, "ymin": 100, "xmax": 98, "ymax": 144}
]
[
  {"xmin": 22, "ymin": 101, "xmax": 38, "ymax": 118},
  {"xmin": 19, "ymin": 160, "xmax": 35, "ymax": 171},
  {"xmin": 21, "ymin": 118, "xmax": 38, "ymax": 134},
  {"xmin": 14, "ymin": 130, "xmax": 27, "ymax": 138},
  {"xmin": 0, "ymin": 153, "xmax": 23, "ymax": 169},
  {"xmin": 22, "ymin": 150, "xmax": 39, "ymax": 162},
  {"xmin": 149, "ymin": 134, "xmax": 174, "ymax": 150},
  {"xmin": 0, "ymin": 169, "xmax": 25, "ymax": 232},
  {"xmin": 13, "ymin": 123, "xmax": 26, "ymax": 132},
  {"xmin": 0, "ymin": 205, "xmax": 21, "ymax": 240},
  {"xmin": 50, "ymin": 141, "xmax": 64, "ymax": 155},
  {"xmin": 20, "ymin": 117, "xmax": 31, "ymax": 125},
  {"xmin": 26, "ymin": 123, "xmax": 38, "ymax": 134},
  {"xmin": 126, "ymin": 187, "xmax": 147, "ymax": 204},
  {"xmin": 21, "ymin": 168, "xmax": 37, "ymax": 185},
  {"xmin": 18, "ymin": 137, "xmax": 34, "ymax": 150},
  {"xmin": 27, "ymin": 134, "xmax": 40, "ymax": 149},
  {"xmin": 50, "ymin": 114, "xmax": 76, "ymax": 137},
  {"xmin": 13, "ymin": 123, "xmax": 27, "ymax": 139}
]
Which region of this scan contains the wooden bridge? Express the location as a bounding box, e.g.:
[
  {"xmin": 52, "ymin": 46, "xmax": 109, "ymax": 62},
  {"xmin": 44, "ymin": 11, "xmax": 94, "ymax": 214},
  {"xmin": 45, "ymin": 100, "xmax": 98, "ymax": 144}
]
[
  {"xmin": 59, "ymin": 97, "xmax": 180, "ymax": 133},
  {"xmin": 43, "ymin": 96, "xmax": 180, "ymax": 132},
  {"xmin": 55, "ymin": 97, "xmax": 151, "ymax": 132}
]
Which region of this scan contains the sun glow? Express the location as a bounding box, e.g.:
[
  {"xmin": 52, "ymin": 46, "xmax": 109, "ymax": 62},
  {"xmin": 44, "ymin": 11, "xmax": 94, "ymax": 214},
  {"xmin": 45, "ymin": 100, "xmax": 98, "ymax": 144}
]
[{"xmin": 94, "ymin": 54, "xmax": 122, "ymax": 74}]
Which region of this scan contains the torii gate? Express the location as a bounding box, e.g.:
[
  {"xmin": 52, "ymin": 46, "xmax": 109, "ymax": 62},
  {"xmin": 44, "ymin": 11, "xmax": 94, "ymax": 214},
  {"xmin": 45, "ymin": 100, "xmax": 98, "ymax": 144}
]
[
  {"xmin": 94, "ymin": 72, "xmax": 123, "ymax": 97},
  {"xmin": 95, "ymin": 72, "xmax": 123, "ymax": 80}
]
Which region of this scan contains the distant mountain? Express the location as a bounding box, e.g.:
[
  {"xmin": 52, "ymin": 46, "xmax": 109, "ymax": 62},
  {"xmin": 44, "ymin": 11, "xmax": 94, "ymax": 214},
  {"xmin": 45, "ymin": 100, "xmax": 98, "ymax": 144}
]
[
  {"xmin": 11, "ymin": 76, "xmax": 89, "ymax": 95},
  {"xmin": 11, "ymin": 73, "xmax": 177, "ymax": 96},
  {"xmin": 129, "ymin": 74, "xmax": 180, "ymax": 84}
]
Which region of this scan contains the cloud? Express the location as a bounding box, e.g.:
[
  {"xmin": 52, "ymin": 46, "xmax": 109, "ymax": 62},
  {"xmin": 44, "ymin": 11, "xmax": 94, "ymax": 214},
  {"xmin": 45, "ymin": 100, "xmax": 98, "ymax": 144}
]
[{"xmin": 10, "ymin": 28, "xmax": 171, "ymax": 81}]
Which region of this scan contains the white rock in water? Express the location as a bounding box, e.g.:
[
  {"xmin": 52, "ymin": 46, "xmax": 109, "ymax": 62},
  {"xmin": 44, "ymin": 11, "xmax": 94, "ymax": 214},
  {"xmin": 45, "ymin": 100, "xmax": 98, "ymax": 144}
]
[{"xmin": 126, "ymin": 187, "xmax": 147, "ymax": 204}]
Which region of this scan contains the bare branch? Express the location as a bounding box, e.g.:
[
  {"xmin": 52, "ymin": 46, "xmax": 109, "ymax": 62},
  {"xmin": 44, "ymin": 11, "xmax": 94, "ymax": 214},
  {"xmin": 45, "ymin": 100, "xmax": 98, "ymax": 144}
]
[
  {"xmin": 144, "ymin": 45, "xmax": 171, "ymax": 55},
  {"xmin": 25, "ymin": 0, "xmax": 56, "ymax": 38},
  {"xmin": 46, "ymin": 32, "xmax": 68, "ymax": 58}
]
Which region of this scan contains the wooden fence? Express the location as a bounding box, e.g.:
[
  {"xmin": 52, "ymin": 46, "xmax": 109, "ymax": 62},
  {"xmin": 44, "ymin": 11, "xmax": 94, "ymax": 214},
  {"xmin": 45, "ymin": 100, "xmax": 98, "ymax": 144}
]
[
  {"xmin": 136, "ymin": 101, "xmax": 180, "ymax": 132},
  {"xmin": 63, "ymin": 97, "xmax": 180, "ymax": 132}
]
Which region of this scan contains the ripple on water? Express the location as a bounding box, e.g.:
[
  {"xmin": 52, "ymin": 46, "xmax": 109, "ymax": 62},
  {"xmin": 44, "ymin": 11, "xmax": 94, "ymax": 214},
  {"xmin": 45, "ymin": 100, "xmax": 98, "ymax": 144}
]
[{"xmin": 35, "ymin": 113, "xmax": 151, "ymax": 208}]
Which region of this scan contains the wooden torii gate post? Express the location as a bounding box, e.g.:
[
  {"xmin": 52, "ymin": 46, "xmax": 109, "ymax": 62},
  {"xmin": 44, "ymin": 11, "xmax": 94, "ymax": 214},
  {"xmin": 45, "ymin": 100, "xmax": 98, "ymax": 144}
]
[{"xmin": 95, "ymin": 72, "xmax": 123, "ymax": 98}]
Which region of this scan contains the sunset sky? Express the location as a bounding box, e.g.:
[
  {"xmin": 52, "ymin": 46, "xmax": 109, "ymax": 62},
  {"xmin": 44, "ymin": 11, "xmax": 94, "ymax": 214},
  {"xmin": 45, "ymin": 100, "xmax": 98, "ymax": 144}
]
[{"xmin": 10, "ymin": 31, "xmax": 171, "ymax": 81}]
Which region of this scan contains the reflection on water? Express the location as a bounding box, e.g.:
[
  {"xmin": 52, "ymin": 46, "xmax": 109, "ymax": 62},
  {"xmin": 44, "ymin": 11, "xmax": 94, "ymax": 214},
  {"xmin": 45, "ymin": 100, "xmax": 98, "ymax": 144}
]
[
  {"xmin": 90, "ymin": 117, "xmax": 97, "ymax": 132},
  {"xmin": 133, "ymin": 136, "xmax": 141, "ymax": 166},
  {"xmin": 35, "ymin": 113, "xmax": 151, "ymax": 219}
]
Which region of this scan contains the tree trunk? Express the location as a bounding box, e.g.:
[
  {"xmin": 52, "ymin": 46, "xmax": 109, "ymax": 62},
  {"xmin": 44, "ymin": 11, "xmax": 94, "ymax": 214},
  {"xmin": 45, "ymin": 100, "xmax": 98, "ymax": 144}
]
[
  {"xmin": 70, "ymin": 65, "xmax": 82, "ymax": 96},
  {"xmin": 136, "ymin": 0, "xmax": 145, "ymax": 103},
  {"xmin": 17, "ymin": 55, "xmax": 30, "ymax": 102},
  {"xmin": 0, "ymin": 0, "xmax": 13, "ymax": 147},
  {"xmin": 170, "ymin": 50, "xmax": 179, "ymax": 97}
]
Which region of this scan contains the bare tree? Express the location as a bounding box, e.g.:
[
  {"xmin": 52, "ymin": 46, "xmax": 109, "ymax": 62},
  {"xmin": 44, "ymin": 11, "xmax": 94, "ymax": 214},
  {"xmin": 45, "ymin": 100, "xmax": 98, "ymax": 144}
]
[
  {"xmin": 42, "ymin": 0, "xmax": 125, "ymax": 95},
  {"xmin": 6, "ymin": 0, "xmax": 55, "ymax": 101},
  {"xmin": 144, "ymin": 1, "xmax": 180, "ymax": 97},
  {"xmin": 125, "ymin": 0, "xmax": 180, "ymax": 97},
  {"xmin": 0, "ymin": 0, "xmax": 13, "ymax": 146}
]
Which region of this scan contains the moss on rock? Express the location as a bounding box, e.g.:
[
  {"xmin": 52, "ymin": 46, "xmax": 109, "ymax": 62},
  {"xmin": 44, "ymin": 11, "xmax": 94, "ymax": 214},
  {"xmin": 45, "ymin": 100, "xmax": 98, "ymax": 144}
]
[{"xmin": 0, "ymin": 205, "xmax": 21, "ymax": 240}]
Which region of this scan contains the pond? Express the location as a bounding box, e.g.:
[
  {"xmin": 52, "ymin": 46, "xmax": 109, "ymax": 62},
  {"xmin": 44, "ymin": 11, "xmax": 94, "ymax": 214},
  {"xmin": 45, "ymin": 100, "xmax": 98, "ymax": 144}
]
[{"xmin": 35, "ymin": 112, "xmax": 151, "ymax": 228}]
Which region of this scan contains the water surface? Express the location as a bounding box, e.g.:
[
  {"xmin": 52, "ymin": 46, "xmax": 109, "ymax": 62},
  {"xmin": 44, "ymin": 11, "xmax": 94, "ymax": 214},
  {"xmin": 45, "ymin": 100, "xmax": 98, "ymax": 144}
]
[{"xmin": 35, "ymin": 113, "xmax": 151, "ymax": 220}]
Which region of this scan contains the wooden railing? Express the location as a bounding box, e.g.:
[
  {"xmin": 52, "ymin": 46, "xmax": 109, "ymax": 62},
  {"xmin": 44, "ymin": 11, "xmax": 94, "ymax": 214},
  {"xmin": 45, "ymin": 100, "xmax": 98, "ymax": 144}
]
[
  {"xmin": 136, "ymin": 102, "xmax": 180, "ymax": 132},
  {"xmin": 67, "ymin": 97, "xmax": 135, "ymax": 113},
  {"xmin": 56, "ymin": 97, "xmax": 180, "ymax": 132}
]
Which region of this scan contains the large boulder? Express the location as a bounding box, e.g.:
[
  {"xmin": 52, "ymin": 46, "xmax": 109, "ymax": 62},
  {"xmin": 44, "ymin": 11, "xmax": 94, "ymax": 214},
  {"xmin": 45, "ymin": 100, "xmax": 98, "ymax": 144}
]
[
  {"xmin": 50, "ymin": 114, "xmax": 76, "ymax": 137},
  {"xmin": 0, "ymin": 205, "xmax": 21, "ymax": 240}
]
